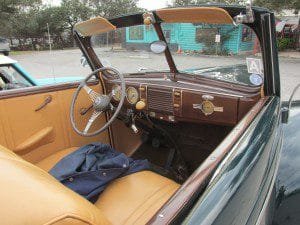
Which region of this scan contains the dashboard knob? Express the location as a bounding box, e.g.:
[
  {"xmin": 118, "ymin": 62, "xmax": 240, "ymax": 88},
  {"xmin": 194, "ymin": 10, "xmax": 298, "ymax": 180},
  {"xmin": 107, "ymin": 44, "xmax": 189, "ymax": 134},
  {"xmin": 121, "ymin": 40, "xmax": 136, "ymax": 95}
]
[{"xmin": 136, "ymin": 100, "xmax": 146, "ymax": 110}]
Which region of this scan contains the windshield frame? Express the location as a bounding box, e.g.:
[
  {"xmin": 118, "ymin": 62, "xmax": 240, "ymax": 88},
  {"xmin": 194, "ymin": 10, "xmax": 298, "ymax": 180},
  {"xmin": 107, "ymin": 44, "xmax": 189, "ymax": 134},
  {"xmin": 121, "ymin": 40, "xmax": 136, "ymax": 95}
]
[{"xmin": 73, "ymin": 5, "xmax": 279, "ymax": 96}]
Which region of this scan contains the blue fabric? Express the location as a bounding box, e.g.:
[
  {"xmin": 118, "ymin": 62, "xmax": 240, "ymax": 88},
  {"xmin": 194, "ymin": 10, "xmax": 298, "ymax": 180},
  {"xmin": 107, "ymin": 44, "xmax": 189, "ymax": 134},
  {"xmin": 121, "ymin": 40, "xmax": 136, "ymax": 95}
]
[{"xmin": 50, "ymin": 143, "xmax": 149, "ymax": 202}]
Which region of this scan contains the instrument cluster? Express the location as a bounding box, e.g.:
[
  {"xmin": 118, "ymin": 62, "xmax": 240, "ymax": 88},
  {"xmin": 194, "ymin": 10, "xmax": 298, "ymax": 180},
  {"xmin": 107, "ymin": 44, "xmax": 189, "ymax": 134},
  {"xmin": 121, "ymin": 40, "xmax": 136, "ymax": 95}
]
[{"xmin": 112, "ymin": 85, "xmax": 139, "ymax": 105}]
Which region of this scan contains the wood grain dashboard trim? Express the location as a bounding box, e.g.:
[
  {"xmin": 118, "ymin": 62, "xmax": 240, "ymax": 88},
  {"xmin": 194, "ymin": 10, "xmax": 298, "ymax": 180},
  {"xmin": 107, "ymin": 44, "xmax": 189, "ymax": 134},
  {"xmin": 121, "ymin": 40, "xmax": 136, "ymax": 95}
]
[
  {"xmin": 120, "ymin": 72, "xmax": 261, "ymax": 94},
  {"xmin": 173, "ymin": 88, "xmax": 182, "ymax": 117},
  {"xmin": 111, "ymin": 77, "xmax": 260, "ymax": 98},
  {"xmin": 105, "ymin": 78, "xmax": 260, "ymax": 126},
  {"xmin": 139, "ymin": 83, "xmax": 148, "ymax": 110},
  {"xmin": 181, "ymin": 90, "xmax": 238, "ymax": 125}
]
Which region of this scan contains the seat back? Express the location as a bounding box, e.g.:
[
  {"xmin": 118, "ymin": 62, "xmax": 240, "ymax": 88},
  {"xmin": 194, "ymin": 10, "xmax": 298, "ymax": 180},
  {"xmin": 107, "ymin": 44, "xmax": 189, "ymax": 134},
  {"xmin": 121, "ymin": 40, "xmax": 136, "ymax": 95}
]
[{"xmin": 0, "ymin": 145, "xmax": 111, "ymax": 225}]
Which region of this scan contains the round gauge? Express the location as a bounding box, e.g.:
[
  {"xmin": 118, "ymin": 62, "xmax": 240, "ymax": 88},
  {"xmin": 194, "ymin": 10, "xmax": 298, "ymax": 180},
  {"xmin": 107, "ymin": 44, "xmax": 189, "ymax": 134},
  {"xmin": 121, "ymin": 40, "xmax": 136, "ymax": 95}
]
[
  {"xmin": 201, "ymin": 100, "xmax": 215, "ymax": 116},
  {"xmin": 126, "ymin": 87, "xmax": 139, "ymax": 105},
  {"xmin": 112, "ymin": 84, "xmax": 121, "ymax": 101}
]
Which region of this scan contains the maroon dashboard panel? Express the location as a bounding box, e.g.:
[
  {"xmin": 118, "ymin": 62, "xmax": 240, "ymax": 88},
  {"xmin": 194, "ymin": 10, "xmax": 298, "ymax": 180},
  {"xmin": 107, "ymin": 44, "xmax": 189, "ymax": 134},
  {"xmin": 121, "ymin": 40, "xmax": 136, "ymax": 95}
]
[
  {"xmin": 145, "ymin": 87, "xmax": 238, "ymax": 125},
  {"xmin": 181, "ymin": 91, "xmax": 238, "ymax": 125},
  {"xmin": 105, "ymin": 76, "xmax": 260, "ymax": 126}
]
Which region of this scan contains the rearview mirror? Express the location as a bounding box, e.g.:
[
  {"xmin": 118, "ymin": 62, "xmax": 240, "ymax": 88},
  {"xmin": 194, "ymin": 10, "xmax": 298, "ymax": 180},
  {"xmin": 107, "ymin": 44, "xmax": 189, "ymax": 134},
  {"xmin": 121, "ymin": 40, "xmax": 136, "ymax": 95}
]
[{"xmin": 150, "ymin": 41, "xmax": 167, "ymax": 54}]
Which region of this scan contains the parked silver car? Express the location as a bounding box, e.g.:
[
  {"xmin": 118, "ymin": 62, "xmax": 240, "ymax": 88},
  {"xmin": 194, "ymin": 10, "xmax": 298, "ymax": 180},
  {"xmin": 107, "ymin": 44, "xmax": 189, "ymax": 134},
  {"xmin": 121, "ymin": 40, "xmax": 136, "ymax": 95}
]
[{"xmin": 0, "ymin": 37, "xmax": 10, "ymax": 56}]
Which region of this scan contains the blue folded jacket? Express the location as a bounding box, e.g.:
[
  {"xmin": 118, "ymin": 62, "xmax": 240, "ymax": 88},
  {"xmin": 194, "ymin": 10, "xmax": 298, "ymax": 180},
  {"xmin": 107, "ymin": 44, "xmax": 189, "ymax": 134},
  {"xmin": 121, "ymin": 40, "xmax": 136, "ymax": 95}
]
[{"xmin": 50, "ymin": 142, "xmax": 149, "ymax": 202}]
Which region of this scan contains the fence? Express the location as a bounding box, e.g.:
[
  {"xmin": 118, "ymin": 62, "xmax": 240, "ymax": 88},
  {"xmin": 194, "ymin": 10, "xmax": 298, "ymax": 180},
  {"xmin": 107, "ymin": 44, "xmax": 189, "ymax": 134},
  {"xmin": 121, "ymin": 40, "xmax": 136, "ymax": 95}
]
[{"xmin": 8, "ymin": 33, "xmax": 74, "ymax": 51}]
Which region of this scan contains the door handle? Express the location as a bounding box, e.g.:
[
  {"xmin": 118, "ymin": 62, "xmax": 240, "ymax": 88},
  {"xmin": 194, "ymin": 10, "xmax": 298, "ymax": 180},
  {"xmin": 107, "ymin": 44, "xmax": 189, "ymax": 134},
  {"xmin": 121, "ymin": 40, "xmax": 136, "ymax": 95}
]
[{"xmin": 35, "ymin": 95, "xmax": 52, "ymax": 112}]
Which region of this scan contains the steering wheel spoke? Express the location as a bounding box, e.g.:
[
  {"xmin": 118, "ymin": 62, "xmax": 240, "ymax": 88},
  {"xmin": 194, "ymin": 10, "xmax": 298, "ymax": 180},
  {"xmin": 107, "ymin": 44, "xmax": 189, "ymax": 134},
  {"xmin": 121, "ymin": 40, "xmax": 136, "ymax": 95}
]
[
  {"xmin": 83, "ymin": 110, "xmax": 102, "ymax": 134},
  {"xmin": 71, "ymin": 67, "xmax": 125, "ymax": 137},
  {"xmin": 82, "ymin": 85, "xmax": 100, "ymax": 102}
]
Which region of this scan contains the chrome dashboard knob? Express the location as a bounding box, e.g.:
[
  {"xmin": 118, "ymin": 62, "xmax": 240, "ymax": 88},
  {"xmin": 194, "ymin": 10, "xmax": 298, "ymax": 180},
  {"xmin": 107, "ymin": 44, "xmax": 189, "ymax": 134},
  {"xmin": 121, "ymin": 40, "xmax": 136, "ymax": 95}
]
[{"xmin": 136, "ymin": 100, "xmax": 146, "ymax": 110}]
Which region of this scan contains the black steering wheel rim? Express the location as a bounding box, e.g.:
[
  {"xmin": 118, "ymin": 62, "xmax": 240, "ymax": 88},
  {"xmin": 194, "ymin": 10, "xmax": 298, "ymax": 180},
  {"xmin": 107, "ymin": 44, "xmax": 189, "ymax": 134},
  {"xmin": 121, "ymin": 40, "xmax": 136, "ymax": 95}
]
[{"xmin": 70, "ymin": 67, "xmax": 125, "ymax": 137}]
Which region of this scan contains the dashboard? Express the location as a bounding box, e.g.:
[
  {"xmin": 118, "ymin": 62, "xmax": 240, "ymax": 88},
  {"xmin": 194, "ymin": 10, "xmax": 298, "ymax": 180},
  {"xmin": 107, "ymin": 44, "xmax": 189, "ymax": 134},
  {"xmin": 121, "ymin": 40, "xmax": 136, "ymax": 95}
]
[{"xmin": 105, "ymin": 75, "xmax": 261, "ymax": 126}]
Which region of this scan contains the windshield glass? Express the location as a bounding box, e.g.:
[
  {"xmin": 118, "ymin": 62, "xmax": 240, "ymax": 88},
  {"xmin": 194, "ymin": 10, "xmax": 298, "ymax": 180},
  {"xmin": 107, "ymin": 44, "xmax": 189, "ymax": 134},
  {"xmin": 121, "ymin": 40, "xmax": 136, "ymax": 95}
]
[
  {"xmin": 91, "ymin": 23, "xmax": 263, "ymax": 86},
  {"xmin": 91, "ymin": 25, "xmax": 170, "ymax": 73}
]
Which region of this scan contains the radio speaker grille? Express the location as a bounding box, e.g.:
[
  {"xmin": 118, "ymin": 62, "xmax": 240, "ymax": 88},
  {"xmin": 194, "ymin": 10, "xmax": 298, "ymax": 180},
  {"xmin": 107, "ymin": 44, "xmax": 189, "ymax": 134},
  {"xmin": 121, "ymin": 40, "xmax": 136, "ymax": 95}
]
[{"xmin": 148, "ymin": 88, "xmax": 173, "ymax": 113}]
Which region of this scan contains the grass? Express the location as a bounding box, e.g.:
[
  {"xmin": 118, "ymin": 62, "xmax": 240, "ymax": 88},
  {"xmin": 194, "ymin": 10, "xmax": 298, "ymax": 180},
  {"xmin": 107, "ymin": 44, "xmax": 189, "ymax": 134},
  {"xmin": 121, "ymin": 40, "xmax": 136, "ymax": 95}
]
[{"xmin": 10, "ymin": 50, "xmax": 35, "ymax": 55}]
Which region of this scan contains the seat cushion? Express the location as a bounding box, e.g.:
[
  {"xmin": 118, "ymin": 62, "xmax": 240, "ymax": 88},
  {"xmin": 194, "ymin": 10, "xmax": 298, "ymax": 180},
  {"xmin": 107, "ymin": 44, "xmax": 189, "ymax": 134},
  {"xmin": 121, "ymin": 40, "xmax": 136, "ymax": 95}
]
[
  {"xmin": 35, "ymin": 147, "xmax": 78, "ymax": 171},
  {"xmin": 95, "ymin": 171, "xmax": 179, "ymax": 225},
  {"xmin": 0, "ymin": 144, "xmax": 111, "ymax": 225}
]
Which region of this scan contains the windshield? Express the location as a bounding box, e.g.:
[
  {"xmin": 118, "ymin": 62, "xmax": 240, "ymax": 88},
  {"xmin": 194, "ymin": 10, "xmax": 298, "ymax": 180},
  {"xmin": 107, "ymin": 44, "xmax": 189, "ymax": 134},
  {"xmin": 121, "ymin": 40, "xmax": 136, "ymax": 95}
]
[
  {"xmin": 91, "ymin": 25, "xmax": 170, "ymax": 73},
  {"xmin": 91, "ymin": 23, "xmax": 263, "ymax": 86}
]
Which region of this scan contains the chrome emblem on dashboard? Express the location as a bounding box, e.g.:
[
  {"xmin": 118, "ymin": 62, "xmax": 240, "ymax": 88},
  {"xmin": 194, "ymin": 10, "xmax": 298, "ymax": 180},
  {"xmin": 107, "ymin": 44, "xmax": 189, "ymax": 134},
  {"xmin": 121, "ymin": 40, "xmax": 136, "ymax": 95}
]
[
  {"xmin": 202, "ymin": 95, "xmax": 214, "ymax": 101},
  {"xmin": 193, "ymin": 97, "xmax": 223, "ymax": 116}
]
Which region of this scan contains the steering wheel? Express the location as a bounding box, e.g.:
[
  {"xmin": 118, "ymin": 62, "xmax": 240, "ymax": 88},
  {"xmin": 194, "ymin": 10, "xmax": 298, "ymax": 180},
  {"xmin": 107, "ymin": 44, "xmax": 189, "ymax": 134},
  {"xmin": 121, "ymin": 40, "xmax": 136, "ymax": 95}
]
[{"xmin": 70, "ymin": 67, "xmax": 125, "ymax": 137}]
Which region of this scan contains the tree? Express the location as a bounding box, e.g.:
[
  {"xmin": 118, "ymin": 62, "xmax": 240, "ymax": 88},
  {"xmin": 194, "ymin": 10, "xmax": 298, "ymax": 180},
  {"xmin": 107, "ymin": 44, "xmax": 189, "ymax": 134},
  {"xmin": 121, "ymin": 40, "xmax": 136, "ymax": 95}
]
[
  {"xmin": 0, "ymin": 0, "xmax": 145, "ymax": 50},
  {"xmin": 36, "ymin": 6, "xmax": 67, "ymax": 36},
  {"xmin": 172, "ymin": 0, "xmax": 244, "ymax": 7},
  {"xmin": 61, "ymin": 0, "xmax": 92, "ymax": 31},
  {"xmin": 89, "ymin": 0, "xmax": 142, "ymax": 18},
  {"xmin": 0, "ymin": 0, "xmax": 41, "ymax": 36},
  {"xmin": 172, "ymin": 0, "xmax": 299, "ymax": 13},
  {"xmin": 172, "ymin": 0, "xmax": 193, "ymax": 6},
  {"xmin": 254, "ymin": 0, "xmax": 299, "ymax": 14},
  {"xmin": 10, "ymin": 9, "xmax": 40, "ymax": 38},
  {"xmin": 0, "ymin": 0, "xmax": 40, "ymax": 16}
]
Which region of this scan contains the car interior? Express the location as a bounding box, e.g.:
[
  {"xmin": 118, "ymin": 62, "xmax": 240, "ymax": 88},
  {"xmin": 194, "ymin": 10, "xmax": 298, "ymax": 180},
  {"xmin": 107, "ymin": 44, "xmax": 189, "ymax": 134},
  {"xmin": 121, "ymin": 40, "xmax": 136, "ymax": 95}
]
[{"xmin": 0, "ymin": 7, "xmax": 266, "ymax": 225}]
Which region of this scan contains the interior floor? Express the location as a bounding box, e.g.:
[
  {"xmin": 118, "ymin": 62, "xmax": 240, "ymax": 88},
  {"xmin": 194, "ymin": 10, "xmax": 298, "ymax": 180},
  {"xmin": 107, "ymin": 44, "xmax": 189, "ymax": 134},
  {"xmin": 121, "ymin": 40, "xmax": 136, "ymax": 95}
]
[{"xmin": 131, "ymin": 117, "xmax": 232, "ymax": 182}]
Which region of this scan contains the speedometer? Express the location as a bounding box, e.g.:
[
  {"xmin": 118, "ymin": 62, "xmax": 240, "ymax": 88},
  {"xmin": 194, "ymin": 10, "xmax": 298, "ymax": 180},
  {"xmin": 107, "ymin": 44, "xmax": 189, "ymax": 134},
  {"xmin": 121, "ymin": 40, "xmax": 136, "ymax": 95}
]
[
  {"xmin": 126, "ymin": 87, "xmax": 139, "ymax": 105},
  {"xmin": 112, "ymin": 84, "xmax": 121, "ymax": 101}
]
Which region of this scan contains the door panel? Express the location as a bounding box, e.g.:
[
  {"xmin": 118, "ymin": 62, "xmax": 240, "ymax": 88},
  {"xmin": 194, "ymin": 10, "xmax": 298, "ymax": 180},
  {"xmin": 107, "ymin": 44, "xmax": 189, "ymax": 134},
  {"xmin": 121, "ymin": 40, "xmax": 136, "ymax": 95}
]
[
  {"xmin": 0, "ymin": 83, "xmax": 110, "ymax": 164},
  {"xmin": 57, "ymin": 88, "xmax": 110, "ymax": 148},
  {"xmin": 0, "ymin": 106, "xmax": 8, "ymax": 146},
  {"xmin": 0, "ymin": 92, "xmax": 67, "ymax": 162}
]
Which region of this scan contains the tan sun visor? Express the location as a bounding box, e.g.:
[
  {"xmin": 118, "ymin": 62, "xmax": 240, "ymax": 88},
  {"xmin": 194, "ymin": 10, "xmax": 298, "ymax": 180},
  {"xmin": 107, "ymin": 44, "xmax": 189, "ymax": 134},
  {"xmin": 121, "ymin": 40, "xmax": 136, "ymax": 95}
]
[
  {"xmin": 74, "ymin": 17, "xmax": 116, "ymax": 37},
  {"xmin": 156, "ymin": 7, "xmax": 233, "ymax": 24}
]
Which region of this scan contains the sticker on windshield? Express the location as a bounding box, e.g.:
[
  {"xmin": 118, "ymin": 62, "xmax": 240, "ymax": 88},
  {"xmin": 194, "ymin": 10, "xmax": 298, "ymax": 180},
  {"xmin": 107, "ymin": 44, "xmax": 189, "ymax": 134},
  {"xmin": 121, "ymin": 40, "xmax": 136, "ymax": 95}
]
[
  {"xmin": 246, "ymin": 58, "xmax": 263, "ymax": 75},
  {"xmin": 249, "ymin": 74, "xmax": 263, "ymax": 86}
]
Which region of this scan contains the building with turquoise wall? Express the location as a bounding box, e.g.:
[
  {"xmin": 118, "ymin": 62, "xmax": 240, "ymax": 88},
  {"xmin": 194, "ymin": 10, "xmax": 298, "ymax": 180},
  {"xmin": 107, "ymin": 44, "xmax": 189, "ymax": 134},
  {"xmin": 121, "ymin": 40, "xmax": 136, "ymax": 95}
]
[{"xmin": 124, "ymin": 23, "xmax": 255, "ymax": 54}]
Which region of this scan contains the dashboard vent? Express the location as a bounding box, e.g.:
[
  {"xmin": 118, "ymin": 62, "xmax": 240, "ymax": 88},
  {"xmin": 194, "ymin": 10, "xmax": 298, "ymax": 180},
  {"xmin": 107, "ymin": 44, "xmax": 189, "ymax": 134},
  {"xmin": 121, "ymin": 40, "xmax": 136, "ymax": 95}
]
[{"xmin": 148, "ymin": 88, "xmax": 173, "ymax": 113}]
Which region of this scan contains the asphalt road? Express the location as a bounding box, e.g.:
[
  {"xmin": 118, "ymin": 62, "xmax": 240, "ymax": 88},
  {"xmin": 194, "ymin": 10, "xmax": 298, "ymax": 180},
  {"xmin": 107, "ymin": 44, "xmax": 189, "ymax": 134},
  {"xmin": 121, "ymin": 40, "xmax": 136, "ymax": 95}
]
[{"xmin": 13, "ymin": 48, "xmax": 300, "ymax": 101}]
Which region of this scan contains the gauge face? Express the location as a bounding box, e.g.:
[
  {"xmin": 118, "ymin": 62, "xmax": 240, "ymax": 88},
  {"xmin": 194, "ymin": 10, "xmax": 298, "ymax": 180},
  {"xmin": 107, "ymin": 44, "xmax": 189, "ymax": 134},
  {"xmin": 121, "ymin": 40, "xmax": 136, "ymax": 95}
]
[
  {"xmin": 112, "ymin": 85, "xmax": 121, "ymax": 101},
  {"xmin": 201, "ymin": 100, "xmax": 215, "ymax": 115},
  {"xmin": 126, "ymin": 87, "xmax": 139, "ymax": 105}
]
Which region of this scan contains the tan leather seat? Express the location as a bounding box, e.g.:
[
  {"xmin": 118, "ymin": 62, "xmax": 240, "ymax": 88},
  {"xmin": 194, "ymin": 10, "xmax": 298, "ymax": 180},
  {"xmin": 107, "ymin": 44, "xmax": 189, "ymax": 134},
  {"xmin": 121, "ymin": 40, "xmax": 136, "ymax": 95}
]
[
  {"xmin": 0, "ymin": 145, "xmax": 179, "ymax": 225},
  {"xmin": 0, "ymin": 145, "xmax": 110, "ymax": 225},
  {"xmin": 95, "ymin": 171, "xmax": 179, "ymax": 225},
  {"xmin": 35, "ymin": 147, "xmax": 79, "ymax": 171}
]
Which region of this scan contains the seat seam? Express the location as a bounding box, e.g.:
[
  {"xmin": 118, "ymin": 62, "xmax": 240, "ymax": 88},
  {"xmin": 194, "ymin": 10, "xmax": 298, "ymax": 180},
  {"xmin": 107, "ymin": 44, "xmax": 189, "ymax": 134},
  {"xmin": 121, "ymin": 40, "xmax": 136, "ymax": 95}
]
[
  {"xmin": 122, "ymin": 181, "xmax": 178, "ymax": 225},
  {"xmin": 43, "ymin": 213, "xmax": 95, "ymax": 225}
]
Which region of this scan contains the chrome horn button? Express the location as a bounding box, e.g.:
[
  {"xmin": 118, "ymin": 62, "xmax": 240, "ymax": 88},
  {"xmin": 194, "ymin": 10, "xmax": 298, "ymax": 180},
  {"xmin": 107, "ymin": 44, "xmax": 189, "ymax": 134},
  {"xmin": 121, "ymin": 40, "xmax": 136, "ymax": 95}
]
[{"xmin": 93, "ymin": 95, "xmax": 110, "ymax": 111}]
